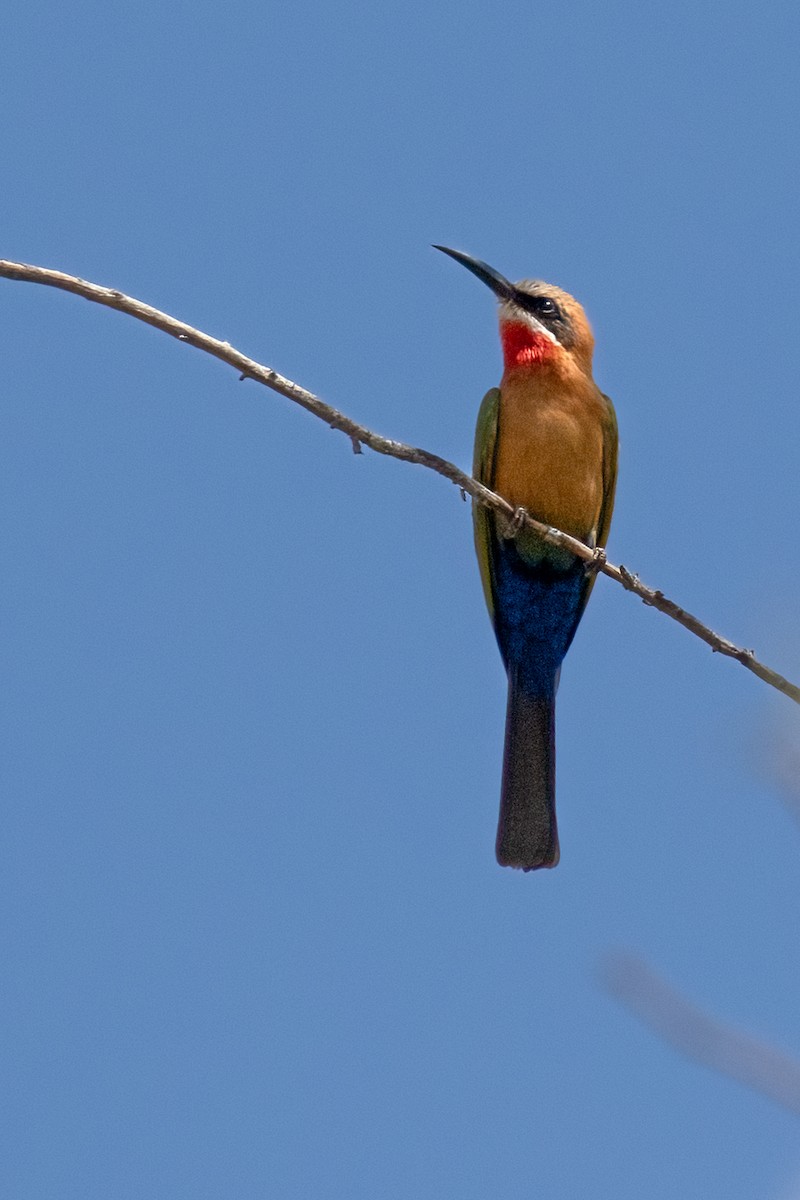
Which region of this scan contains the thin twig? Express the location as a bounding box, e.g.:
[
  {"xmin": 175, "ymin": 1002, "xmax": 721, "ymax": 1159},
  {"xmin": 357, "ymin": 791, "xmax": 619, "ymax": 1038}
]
[
  {"xmin": 1, "ymin": 258, "xmax": 798, "ymax": 706},
  {"xmin": 602, "ymin": 952, "xmax": 800, "ymax": 1116}
]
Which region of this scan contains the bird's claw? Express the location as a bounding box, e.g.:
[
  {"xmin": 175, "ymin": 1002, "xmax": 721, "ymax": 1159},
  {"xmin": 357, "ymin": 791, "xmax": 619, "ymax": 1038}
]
[
  {"xmin": 507, "ymin": 506, "xmax": 529, "ymax": 535},
  {"xmin": 584, "ymin": 546, "xmax": 607, "ymax": 575}
]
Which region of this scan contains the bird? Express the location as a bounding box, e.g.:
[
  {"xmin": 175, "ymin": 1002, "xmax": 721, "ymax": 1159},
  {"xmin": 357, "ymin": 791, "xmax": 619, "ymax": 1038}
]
[{"xmin": 434, "ymin": 246, "xmax": 618, "ymax": 870}]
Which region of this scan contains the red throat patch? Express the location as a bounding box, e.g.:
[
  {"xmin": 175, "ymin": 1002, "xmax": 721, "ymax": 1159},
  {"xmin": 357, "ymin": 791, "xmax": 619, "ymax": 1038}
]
[{"xmin": 500, "ymin": 321, "xmax": 556, "ymax": 373}]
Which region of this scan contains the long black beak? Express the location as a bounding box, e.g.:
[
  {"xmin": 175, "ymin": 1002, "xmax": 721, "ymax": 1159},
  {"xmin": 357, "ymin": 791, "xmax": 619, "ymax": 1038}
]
[
  {"xmin": 432, "ymin": 245, "xmax": 517, "ymax": 303},
  {"xmin": 433, "ymin": 245, "xmax": 557, "ymax": 344}
]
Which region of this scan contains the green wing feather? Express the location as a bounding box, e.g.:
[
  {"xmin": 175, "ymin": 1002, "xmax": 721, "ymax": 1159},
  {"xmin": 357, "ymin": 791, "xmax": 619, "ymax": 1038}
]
[
  {"xmin": 580, "ymin": 392, "xmax": 619, "ymax": 610},
  {"xmin": 472, "ymin": 387, "xmax": 501, "ymax": 626},
  {"xmin": 596, "ymin": 393, "xmax": 618, "ymax": 551}
]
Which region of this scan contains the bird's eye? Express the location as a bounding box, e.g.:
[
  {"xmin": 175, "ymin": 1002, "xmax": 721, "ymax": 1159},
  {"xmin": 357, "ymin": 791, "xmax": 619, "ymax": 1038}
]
[{"xmin": 512, "ymin": 290, "xmax": 564, "ymax": 326}]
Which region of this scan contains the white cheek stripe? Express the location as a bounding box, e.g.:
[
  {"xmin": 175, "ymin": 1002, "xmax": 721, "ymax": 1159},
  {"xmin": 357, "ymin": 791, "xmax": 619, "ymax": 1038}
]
[{"xmin": 498, "ymin": 301, "xmax": 559, "ymax": 345}]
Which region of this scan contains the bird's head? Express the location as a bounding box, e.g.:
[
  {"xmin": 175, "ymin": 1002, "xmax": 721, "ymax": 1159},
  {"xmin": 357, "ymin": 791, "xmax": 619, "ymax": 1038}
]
[{"xmin": 433, "ymin": 246, "xmax": 594, "ymax": 380}]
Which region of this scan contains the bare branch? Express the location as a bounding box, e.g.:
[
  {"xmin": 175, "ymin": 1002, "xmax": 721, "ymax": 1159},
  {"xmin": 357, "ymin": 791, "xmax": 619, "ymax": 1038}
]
[
  {"xmin": 602, "ymin": 952, "xmax": 800, "ymax": 1116},
  {"xmin": 1, "ymin": 258, "xmax": 798, "ymax": 706}
]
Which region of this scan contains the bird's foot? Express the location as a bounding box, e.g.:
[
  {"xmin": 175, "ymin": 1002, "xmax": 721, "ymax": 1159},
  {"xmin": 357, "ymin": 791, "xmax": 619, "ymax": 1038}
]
[
  {"xmin": 584, "ymin": 546, "xmax": 607, "ymax": 575},
  {"xmin": 505, "ymin": 506, "xmax": 529, "ymax": 536}
]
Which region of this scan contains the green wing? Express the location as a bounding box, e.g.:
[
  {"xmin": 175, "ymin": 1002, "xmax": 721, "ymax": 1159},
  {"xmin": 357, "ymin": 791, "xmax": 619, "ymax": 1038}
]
[
  {"xmin": 472, "ymin": 387, "xmax": 501, "ymax": 626},
  {"xmin": 581, "ymin": 392, "xmax": 619, "ymax": 608},
  {"xmin": 596, "ymin": 393, "xmax": 618, "ymax": 551}
]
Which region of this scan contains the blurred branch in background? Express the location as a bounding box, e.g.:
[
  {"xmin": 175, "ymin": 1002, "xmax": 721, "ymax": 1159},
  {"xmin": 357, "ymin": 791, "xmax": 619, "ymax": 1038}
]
[
  {"xmin": 602, "ymin": 952, "xmax": 800, "ymax": 1117},
  {"xmin": 1, "ymin": 258, "xmax": 798, "ymax": 706},
  {"xmin": 762, "ymin": 722, "xmax": 800, "ymax": 824}
]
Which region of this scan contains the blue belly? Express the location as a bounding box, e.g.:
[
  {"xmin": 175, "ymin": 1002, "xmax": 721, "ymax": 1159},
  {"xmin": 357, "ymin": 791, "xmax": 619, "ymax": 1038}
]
[{"xmin": 493, "ymin": 539, "xmax": 586, "ymax": 694}]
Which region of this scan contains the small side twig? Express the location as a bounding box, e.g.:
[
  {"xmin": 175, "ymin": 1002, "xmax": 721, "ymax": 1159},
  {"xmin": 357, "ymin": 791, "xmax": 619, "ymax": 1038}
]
[{"xmin": 0, "ymin": 259, "xmax": 797, "ymax": 706}]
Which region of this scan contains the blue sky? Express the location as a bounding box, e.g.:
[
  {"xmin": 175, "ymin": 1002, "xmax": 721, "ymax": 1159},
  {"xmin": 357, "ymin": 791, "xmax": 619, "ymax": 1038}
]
[{"xmin": 2, "ymin": 1, "xmax": 800, "ymax": 1196}]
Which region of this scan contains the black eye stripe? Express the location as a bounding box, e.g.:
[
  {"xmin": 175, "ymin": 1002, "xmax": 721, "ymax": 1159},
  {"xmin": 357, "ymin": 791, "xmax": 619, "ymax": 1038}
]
[
  {"xmin": 508, "ymin": 287, "xmax": 577, "ymax": 349},
  {"xmin": 515, "ymin": 293, "xmax": 560, "ymax": 321}
]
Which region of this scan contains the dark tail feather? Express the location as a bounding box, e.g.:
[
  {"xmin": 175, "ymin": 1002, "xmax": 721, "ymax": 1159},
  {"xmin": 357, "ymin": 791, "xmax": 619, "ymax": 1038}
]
[{"xmin": 496, "ymin": 670, "xmax": 559, "ymax": 870}]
